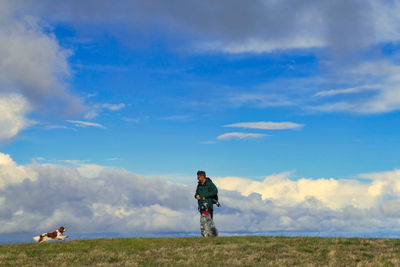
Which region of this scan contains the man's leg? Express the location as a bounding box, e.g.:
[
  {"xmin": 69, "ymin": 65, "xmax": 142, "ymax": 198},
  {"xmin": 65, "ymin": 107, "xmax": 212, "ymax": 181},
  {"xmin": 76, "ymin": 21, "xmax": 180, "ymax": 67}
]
[
  {"xmin": 210, "ymin": 210, "xmax": 213, "ymax": 219},
  {"xmin": 200, "ymin": 212, "xmax": 205, "ymax": 237}
]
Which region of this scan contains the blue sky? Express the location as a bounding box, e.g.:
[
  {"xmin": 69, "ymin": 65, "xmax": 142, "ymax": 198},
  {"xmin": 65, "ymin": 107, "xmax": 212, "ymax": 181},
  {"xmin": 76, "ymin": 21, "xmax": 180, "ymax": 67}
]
[
  {"xmin": 2, "ymin": 0, "xmax": 400, "ymax": 236},
  {"xmin": 3, "ymin": 19, "xmax": 400, "ymax": 182},
  {"xmin": 4, "ymin": 9, "xmax": 400, "ymax": 181}
]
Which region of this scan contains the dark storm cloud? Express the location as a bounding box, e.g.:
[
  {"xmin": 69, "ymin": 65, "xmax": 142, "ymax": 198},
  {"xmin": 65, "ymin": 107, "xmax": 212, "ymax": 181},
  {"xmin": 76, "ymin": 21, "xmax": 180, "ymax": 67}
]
[{"xmin": 12, "ymin": 0, "xmax": 384, "ymax": 52}]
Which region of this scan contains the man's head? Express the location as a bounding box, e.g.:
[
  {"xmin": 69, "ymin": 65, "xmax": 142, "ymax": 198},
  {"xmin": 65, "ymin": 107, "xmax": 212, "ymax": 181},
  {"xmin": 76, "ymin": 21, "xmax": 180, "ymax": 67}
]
[{"xmin": 197, "ymin": 170, "xmax": 206, "ymax": 184}]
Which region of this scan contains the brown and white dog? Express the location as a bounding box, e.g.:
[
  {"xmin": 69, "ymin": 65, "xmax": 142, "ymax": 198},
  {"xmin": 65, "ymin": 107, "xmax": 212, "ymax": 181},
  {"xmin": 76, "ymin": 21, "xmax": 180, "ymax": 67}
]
[{"xmin": 33, "ymin": 227, "xmax": 68, "ymax": 243}]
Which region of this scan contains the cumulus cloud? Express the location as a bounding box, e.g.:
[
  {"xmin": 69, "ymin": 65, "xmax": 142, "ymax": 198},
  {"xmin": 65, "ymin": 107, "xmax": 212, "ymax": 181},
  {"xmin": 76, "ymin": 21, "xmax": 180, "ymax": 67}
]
[
  {"xmin": 0, "ymin": 153, "xmax": 37, "ymax": 189},
  {"xmin": 76, "ymin": 164, "xmax": 107, "ymax": 179},
  {"xmin": 2, "ymin": 152, "xmax": 400, "ymax": 235},
  {"xmin": 224, "ymin": 121, "xmax": 304, "ymax": 130},
  {"xmin": 0, "ymin": 93, "xmax": 35, "ymax": 143},
  {"xmin": 0, "ymin": 2, "xmax": 83, "ymax": 113},
  {"xmin": 217, "ymin": 132, "xmax": 267, "ymax": 140},
  {"xmin": 213, "ymin": 170, "xmax": 400, "ymax": 233},
  {"xmin": 0, "ymin": 153, "xmax": 198, "ymax": 234},
  {"xmin": 0, "ymin": 1, "xmax": 85, "ymax": 142},
  {"xmin": 213, "ymin": 173, "xmax": 376, "ymax": 210}
]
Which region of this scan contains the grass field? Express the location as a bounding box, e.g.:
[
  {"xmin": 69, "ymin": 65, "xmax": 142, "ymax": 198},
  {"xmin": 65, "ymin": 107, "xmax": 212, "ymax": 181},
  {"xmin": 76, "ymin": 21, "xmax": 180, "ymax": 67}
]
[{"xmin": 1, "ymin": 236, "xmax": 400, "ymax": 266}]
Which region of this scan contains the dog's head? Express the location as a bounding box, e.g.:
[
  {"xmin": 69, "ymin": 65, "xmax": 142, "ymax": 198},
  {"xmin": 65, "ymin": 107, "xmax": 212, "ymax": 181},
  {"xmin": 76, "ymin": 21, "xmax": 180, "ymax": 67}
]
[
  {"xmin": 58, "ymin": 226, "xmax": 66, "ymax": 233},
  {"xmin": 200, "ymin": 202, "xmax": 210, "ymax": 212}
]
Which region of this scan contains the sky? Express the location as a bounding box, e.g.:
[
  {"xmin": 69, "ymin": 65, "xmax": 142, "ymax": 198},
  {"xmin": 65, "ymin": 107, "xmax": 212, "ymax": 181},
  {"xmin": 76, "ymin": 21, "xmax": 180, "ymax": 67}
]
[{"xmin": 2, "ymin": 0, "xmax": 400, "ymax": 237}]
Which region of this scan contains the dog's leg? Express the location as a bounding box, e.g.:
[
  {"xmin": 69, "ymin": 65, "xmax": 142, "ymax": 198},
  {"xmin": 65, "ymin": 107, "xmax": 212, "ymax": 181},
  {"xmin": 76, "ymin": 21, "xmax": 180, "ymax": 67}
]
[
  {"xmin": 209, "ymin": 217, "xmax": 218, "ymax": 237},
  {"xmin": 204, "ymin": 215, "xmax": 218, "ymax": 237}
]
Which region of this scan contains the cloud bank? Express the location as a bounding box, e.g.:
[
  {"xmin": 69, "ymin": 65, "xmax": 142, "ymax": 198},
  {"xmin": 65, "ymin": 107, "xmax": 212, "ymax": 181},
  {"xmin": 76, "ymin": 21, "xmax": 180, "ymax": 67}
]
[
  {"xmin": 2, "ymin": 152, "xmax": 400, "ymax": 235},
  {"xmin": 14, "ymin": 0, "xmax": 400, "ymax": 54}
]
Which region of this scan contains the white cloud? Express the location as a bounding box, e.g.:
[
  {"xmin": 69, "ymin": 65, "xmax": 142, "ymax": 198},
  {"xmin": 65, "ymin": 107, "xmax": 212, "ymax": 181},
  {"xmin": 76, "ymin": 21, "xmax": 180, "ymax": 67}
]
[
  {"xmin": 6, "ymin": 0, "xmax": 400, "ymax": 118},
  {"xmin": 201, "ymin": 36, "xmax": 324, "ymax": 54},
  {"xmin": 0, "ymin": 154, "xmax": 199, "ymax": 233},
  {"xmin": 162, "ymin": 115, "xmax": 192, "ymax": 121},
  {"xmin": 311, "ymin": 60, "xmax": 400, "ymax": 114},
  {"xmin": 0, "ymin": 4, "xmax": 83, "ymax": 114},
  {"xmin": 83, "ymin": 109, "xmax": 99, "ymax": 120},
  {"xmin": 106, "ymin": 157, "xmax": 119, "ymax": 161},
  {"xmin": 213, "ymin": 173, "xmax": 377, "ymax": 210},
  {"xmin": 370, "ymin": 0, "xmax": 400, "ymax": 43},
  {"xmin": 100, "ymin": 103, "xmax": 126, "ymax": 111},
  {"xmin": 0, "ymin": 152, "xmax": 37, "ymax": 188},
  {"xmin": 44, "ymin": 125, "xmax": 74, "ymax": 130},
  {"xmin": 67, "ymin": 120, "xmax": 106, "ymax": 129},
  {"xmin": 57, "ymin": 159, "xmax": 89, "ymax": 165},
  {"xmin": 227, "ymin": 93, "xmax": 294, "ymax": 108},
  {"xmin": 122, "ymin": 117, "xmax": 140, "ymax": 123},
  {"xmin": 2, "ymin": 152, "xmax": 400, "ymax": 235},
  {"xmin": 224, "ymin": 121, "xmax": 304, "ymax": 130},
  {"xmin": 201, "ymin": 141, "xmax": 217, "ymax": 144},
  {"xmin": 85, "ymin": 103, "xmax": 126, "ymax": 119},
  {"xmin": 76, "ymin": 164, "xmax": 106, "ymax": 179},
  {"xmin": 219, "ymin": 58, "xmax": 400, "ymax": 115},
  {"xmin": 314, "ymin": 85, "xmax": 380, "ymax": 97},
  {"xmin": 0, "ymin": 93, "xmax": 35, "ymax": 143},
  {"xmin": 217, "ymin": 132, "xmax": 267, "ymax": 140},
  {"xmin": 0, "ymin": 1, "xmax": 85, "ymax": 142}
]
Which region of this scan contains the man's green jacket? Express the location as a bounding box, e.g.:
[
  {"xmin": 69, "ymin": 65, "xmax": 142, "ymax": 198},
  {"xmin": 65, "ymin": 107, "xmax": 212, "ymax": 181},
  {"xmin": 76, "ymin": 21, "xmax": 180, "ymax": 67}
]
[{"xmin": 195, "ymin": 177, "xmax": 218, "ymax": 210}]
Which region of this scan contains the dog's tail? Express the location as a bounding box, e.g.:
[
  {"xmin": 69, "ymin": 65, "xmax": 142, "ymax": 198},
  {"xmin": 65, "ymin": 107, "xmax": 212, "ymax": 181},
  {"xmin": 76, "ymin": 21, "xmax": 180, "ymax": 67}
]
[{"xmin": 32, "ymin": 236, "xmax": 40, "ymax": 242}]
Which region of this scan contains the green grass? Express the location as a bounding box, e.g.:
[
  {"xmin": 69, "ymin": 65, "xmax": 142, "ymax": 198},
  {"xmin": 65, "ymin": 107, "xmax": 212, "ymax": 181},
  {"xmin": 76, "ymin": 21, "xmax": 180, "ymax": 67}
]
[{"xmin": 1, "ymin": 236, "xmax": 400, "ymax": 266}]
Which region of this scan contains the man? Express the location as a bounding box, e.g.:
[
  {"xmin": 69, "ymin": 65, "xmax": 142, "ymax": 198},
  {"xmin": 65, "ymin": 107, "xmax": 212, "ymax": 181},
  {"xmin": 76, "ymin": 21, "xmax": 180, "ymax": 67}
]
[{"xmin": 195, "ymin": 170, "xmax": 218, "ymax": 219}]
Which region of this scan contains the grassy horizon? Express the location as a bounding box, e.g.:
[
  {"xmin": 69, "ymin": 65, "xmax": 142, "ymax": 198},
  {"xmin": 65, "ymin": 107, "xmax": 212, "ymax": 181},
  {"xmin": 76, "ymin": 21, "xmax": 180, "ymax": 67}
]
[{"xmin": 1, "ymin": 236, "xmax": 400, "ymax": 266}]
